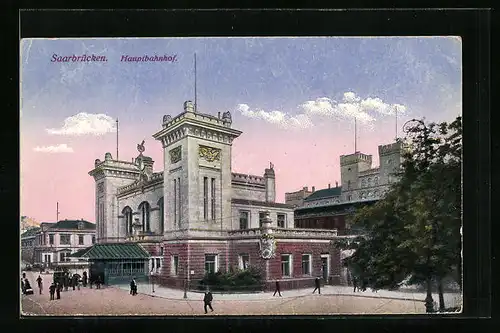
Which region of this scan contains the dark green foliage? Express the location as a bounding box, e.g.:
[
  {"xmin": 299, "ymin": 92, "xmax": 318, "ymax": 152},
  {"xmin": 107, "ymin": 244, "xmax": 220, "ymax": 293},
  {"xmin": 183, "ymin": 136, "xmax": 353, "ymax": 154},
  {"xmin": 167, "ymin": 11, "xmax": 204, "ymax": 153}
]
[
  {"xmin": 336, "ymin": 117, "xmax": 462, "ymax": 299},
  {"xmin": 198, "ymin": 266, "xmax": 265, "ymax": 292}
]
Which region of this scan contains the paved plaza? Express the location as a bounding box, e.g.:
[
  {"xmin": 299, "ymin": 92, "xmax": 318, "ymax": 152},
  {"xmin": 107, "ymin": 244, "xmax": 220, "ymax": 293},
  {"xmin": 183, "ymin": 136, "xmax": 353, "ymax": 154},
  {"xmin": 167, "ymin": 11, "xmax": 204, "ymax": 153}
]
[{"xmin": 21, "ymin": 271, "xmax": 461, "ymax": 316}]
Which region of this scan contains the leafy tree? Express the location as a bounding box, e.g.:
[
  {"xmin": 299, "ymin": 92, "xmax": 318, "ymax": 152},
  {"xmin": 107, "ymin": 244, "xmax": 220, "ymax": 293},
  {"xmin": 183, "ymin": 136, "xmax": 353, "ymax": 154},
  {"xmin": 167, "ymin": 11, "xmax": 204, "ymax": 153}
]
[{"xmin": 336, "ymin": 117, "xmax": 462, "ymax": 312}]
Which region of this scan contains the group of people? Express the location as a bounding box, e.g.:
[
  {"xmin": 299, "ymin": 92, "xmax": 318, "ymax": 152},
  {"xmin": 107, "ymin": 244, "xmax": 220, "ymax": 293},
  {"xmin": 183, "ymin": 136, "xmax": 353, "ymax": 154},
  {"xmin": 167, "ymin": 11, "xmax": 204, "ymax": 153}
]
[{"xmin": 273, "ymin": 277, "xmax": 323, "ymax": 297}]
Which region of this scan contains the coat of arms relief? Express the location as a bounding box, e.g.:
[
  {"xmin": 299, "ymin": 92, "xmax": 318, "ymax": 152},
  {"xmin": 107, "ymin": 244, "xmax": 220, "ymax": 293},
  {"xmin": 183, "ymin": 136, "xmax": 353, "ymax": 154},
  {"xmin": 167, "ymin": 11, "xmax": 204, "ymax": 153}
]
[
  {"xmin": 199, "ymin": 145, "xmax": 221, "ymax": 162},
  {"xmin": 169, "ymin": 146, "xmax": 182, "ymax": 164}
]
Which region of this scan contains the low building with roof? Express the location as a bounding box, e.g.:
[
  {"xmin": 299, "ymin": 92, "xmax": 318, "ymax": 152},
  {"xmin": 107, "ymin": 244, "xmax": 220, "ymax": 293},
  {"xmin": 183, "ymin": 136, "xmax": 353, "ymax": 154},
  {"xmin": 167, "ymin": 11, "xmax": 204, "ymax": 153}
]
[{"xmin": 23, "ymin": 219, "xmax": 96, "ymax": 270}]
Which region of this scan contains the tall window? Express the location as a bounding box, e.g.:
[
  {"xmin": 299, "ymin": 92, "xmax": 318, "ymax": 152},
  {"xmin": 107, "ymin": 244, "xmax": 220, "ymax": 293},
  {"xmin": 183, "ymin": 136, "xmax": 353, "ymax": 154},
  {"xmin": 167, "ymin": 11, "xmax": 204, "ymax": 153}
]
[
  {"xmin": 78, "ymin": 235, "xmax": 84, "ymax": 245},
  {"xmin": 301, "ymin": 254, "xmax": 311, "ymax": 275},
  {"xmin": 49, "ymin": 234, "xmax": 54, "ymax": 245},
  {"xmin": 173, "ymin": 179, "xmax": 177, "ymax": 226},
  {"xmin": 203, "ymin": 177, "xmax": 208, "ymax": 220},
  {"xmin": 122, "ymin": 206, "xmax": 133, "ymax": 235},
  {"xmin": 157, "ymin": 197, "xmax": 164, "ymax": 233},
  {"xmin": 277, "ymin": 214, "xmax": 286, "ymax": 228},
  {"xmin": 347, "ymin": 180, "xmax": 351, "ymax": 190},
  {"xmin": 177, "ymin": 177, "xmax": 181, "ymax": 226},
  {"xmin": 281, "ymin": 254, "xmax": 292, "ymax": 277},
  {"xmin": 239, "ymin": 211, "xmax": 249, "ymax": 229},
  {"xmin": 60, "ymin": 234, "xmax": 71, "ymax": 245},
  {"xmin": 211, "ymin": 178, "xmax": 216, "ymax": 220},
  {"xmin": 171, "ymin": 255, "xmax": 179, "ymax": 276},
  {"xmin": 259, "ymin": 212, "xmax": 266, "ymax": 228},
  {"xmin": 155, "ymin": 258, "xmax": 161, "ymax": 272},
  {"xmin": 205, "ymin": 254, "xmax": 217, "ymax": 274},
  {"xmin": 238, "ymin": 254, "xmax": 250, "ymax": 270},
  {"xmin": 139, "ymin": 202, "xmax": 151, "ymax": 232}
]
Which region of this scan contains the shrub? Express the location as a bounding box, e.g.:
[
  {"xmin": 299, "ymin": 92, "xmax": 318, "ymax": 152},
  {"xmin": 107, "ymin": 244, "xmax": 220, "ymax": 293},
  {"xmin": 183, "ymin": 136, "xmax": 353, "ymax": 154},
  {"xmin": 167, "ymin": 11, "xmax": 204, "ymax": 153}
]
[{"xmin": 198, "ymin": 266, "xmax": 264, "ymax": 292}]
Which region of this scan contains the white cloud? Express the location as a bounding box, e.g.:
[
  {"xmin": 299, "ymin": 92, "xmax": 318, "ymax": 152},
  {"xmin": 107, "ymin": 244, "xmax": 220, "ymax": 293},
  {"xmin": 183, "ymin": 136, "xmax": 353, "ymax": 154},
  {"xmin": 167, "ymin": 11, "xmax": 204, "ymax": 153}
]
[
  {"xmin": 236, "ymin": 104, "xmax": 313, "ymax": 130},
  {"xmin": 33, "ymin": 144, "xmax": 74, "ymax": 153},
  {"xmin": 301, "ymin": 92, "xmax": 406, "ymax": 125},
  {"xmin": 47, "ymin": 112, "xmax": 116, "ymax": 136},
  {"xmin": 237, "ymin": 92, "xmax": 407, "ymax": 130}
]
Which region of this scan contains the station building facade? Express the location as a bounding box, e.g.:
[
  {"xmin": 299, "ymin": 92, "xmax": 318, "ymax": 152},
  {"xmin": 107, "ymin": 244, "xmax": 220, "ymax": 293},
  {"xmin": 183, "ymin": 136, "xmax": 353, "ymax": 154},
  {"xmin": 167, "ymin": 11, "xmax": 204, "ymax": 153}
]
[{"xmin": 84, "ymin": 101, "xmax": 341, "ymax": 290}]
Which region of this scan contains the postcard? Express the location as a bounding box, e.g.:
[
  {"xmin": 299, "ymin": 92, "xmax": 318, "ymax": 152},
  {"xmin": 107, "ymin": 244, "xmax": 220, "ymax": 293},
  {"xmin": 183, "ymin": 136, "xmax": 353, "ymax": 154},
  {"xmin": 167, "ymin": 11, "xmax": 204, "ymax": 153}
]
[{"xmin": 20, "ymin": 37, "xmax": 462, "ymax": 316}]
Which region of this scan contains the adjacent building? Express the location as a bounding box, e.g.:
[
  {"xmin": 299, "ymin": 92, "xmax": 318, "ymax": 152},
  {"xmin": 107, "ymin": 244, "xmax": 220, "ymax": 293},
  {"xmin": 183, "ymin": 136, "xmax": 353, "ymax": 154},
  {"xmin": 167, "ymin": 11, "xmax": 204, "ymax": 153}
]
[
  {"xmin": 284, "ymin": 186, "xmax": 314, "ymax": 208},
  {"xmin": 80, "ymin": 101, "xmax": 342, "ymax": 289},
  {"xmin": 21, "ymin": 219, "xmax": 96, "ymax": 269}
]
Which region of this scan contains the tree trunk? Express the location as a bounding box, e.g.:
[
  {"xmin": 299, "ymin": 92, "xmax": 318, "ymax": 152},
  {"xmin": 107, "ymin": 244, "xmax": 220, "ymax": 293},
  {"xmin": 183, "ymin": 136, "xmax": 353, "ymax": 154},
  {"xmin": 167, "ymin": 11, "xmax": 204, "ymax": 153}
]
[
  {"xmin": 424, "ymin": 277, "xmax": 434, "ymax": 313},
  {"xmin": 438, "ymin": 278, "xmax": 445, "ymax": 311}
]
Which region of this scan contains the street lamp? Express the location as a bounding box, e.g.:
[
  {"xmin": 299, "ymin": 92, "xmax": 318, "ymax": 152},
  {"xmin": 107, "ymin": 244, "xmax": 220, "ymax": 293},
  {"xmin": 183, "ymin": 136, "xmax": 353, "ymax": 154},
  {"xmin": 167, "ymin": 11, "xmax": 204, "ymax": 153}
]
[
  {"xmin": 183, "ymin": 263, "xmax": 188, "ymax": 299},
  {"xmin": 403, "ymin": 118, "xmax": 435, "ymax": 313},
  {"xmin": 150, "ymin": 270, "xmax": 155, "ymax": 293}
]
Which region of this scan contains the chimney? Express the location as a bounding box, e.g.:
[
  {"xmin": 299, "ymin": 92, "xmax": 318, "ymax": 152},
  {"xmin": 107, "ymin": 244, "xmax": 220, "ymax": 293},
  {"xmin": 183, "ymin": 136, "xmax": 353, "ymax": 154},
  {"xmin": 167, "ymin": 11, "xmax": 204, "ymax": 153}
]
[
  {"xmin": 336, "ymin": 181, "xmax": 339, "ymax": 188},
  {"xmin": 218, "ymin": 112, "xmax": 221, "ymax": 118},
  {"xmin": 312, "ymin": 186, "xmax": 315, "ymax": 192},
  {"xmin": 328, "ymin": 183, "xmax": 331, "ymax": 189}
]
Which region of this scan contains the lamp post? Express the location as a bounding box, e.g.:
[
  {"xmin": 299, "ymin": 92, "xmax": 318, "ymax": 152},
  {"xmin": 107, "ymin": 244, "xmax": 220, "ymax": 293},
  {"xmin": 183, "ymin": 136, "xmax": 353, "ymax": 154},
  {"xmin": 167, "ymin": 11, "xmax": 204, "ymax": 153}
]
[
  {"xmin": 403, "ymin": 118, "xmax": 435, "ymax": 313},
  {"xmin": 150, "ymin": 270, "xmax": 155, "ymax": 293},
  {"xmin": 183, "ymin": 263, "xmax": 188, "ymax": 299}
]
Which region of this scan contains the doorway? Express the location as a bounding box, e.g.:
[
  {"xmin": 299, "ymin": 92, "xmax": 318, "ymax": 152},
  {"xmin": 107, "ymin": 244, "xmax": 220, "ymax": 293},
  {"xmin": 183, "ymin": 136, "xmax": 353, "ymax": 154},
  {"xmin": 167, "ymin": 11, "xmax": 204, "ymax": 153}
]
[{"xmin": 321, "ymin": 257, "xmax": 328, "ymax": 281}]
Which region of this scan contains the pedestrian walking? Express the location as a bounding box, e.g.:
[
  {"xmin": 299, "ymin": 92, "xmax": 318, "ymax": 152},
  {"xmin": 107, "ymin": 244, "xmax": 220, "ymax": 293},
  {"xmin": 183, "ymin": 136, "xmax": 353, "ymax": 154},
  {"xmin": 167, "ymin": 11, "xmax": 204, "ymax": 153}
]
[
  {"xmin": 36, "ymin": 275, "xmax": 43, "ymax": 294},
  {"xmin": 72, "ymin": 274, "xmax": 78, "ymax": 290},
  {"xmin": 130, "ymin": 278, "xmax": 136, "ymax": 295},
  {"xmin": 353, "ymin": 276, "xmax": 359, "ymax": 292},
  {"xmin": 21, "ymin": 278, "xmax": 25, "ymax": 294},
  {"xmin": 273, "ymin": 280, "xmax": 282, "ymax": 297},
  {"xmin": 96, "ymin": 275, "xmax": 102, "ymax": 289},
  {"xmin": 64, "ymin": 273, "xmax": 69, "ymax": 291},
  {"xmin": 312, "ymin": 277, "xmax": 321, "ymax": 294},
  {"xmin": 82, "ymin": 271, "xmax": 88, "ymax": 287},
  {"xmin": 49, "ymin": 283, "xmax": 56, "ymax": 300},
  {"xmin": 56, "ymin": 282, "xmax": 61, "ymax": 299},
  {"xmin": 203, "ymin": 289, "xmax": 214, "ymax": 313}
]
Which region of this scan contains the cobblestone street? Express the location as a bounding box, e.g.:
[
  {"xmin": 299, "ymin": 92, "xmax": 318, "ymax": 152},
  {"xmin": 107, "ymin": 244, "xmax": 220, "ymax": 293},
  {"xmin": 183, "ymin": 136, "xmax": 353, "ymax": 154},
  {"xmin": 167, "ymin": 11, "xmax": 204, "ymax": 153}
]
[{"xmin": 21, "ymin": 271, "xmax": 461, "ymax": 316}]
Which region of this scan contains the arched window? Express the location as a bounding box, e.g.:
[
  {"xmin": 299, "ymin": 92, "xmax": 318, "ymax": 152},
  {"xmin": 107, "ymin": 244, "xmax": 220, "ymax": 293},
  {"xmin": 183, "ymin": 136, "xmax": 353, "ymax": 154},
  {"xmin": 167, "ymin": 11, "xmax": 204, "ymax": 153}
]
[
  {"xmin": 157, "ymin": 197, "xmax": 164, "ymax": 234},
  {"xmin": 122, "ymin": 206, "xmax": 133, "ymax": 235},
  {"xmin": 138, "ymin": 202, "xmax": 151, "ymax": 232},
  {"xmin": 347, "ymin": 180, "xmax": 351, "ymax": 190}
]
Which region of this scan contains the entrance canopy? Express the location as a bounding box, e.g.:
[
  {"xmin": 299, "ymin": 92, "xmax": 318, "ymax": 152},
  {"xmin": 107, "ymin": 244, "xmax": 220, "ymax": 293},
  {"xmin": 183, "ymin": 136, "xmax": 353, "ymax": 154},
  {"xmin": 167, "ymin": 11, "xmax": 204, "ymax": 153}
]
[{"xmin": 69, "ymin": 243, "xmax": 150, "ymax": 260}]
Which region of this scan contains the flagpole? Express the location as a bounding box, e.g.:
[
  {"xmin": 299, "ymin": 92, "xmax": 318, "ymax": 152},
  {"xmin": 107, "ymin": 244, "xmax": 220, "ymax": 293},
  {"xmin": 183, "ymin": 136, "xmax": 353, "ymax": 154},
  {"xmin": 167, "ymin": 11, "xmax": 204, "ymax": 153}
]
[
  {"xmin": 57, "ymin": 202, "xmax": 60, "ymax": 222},
  {"xmin": 116, "ymin": 119, "xmax": 119, "ymax": 160},
  {"xmin": 395, "ymin": 108, "xmax": 398, "ymax": 141},
  {"xmin": 354, "ymin": 117, "xmax": 357, "ymax": 153},
  {"xmin": 194, "ymin": 53, "xmax": 197, "ymax": 112}
]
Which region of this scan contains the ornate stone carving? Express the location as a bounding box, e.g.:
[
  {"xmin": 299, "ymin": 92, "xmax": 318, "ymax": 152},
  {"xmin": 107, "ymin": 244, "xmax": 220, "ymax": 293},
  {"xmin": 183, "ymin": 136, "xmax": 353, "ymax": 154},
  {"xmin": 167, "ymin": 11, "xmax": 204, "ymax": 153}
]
[
  {"xmin": 199, "ymin": 145, "xmax": 221, "ymax": 162},
  {"xmin": 137, "ymin": 140, "xmax": 145, "ymax": 155},
  {"xmin": 97, "ymin": 182, "xmax": 104, "ymax": 193},
  {"xmin": 222, "ymin": 111, "xmax": 232, "ymax": 125},
  {"xmin": 163, "ymin": 115, "xmax": 172, "ymax": 124},
  {"xmin": 259, "ymin": 233, "xmax": 277, "ymax": 259},
  {"xmin": 169, "ymin": 146, "xmax": 182, "ymax": 164},
  {"xmin": 184, "ymin": 100, "xmax": 195, "ymax": 112}
]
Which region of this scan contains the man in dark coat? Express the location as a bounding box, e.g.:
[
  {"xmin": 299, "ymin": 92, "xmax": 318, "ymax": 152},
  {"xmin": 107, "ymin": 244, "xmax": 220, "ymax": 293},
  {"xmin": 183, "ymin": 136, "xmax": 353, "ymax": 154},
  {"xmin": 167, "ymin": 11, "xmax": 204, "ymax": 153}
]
[
  {"xmin": 130, "ymin": 278, "xmax": 136, "ymax": 295},
  {"xmin": 36, "ymin": 275, "xmax": 43, "ymax": 294},
  {"xmin": 313, "ymin": 277, "xmax": 321, "ymax": 294},
  {"xmin": 353, "ymin": 276, "xmax": 359, "ymax": 292},
  {"xmin": 96, "ymin": 275, "xmax": 102, "ymax": 289},
  {"xmin": 273, "ymin": 280, "xmax": 282, "ymax": 297},
  {"xmin": 21, "ymin": 279, "xmax": 25, "ymax": 294},
  {"xmin": 56, "ymin": 282, "xmax": 61, "ymax": 299},
  {"xmin": 203, "ymin": 290, "xmax": 214, "ymax": 313},
  {"xmin": 82, "ymin": 271, "xmax": 88, "ymax": 287},
  {"xmin": 49, "ymin": 283, "xmax": 56, "ymax": 300}
]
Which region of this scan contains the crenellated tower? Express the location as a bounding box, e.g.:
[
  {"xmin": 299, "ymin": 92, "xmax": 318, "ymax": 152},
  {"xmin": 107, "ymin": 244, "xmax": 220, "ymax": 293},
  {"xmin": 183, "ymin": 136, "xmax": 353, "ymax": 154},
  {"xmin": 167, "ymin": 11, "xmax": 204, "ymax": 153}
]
[
  {"xmin": 152, "ymin": 101, "xmax": 242, "ymax": 234},
  {"xmin": 340, "ymin": 152, "xmax": 372, "ymax": 202}
]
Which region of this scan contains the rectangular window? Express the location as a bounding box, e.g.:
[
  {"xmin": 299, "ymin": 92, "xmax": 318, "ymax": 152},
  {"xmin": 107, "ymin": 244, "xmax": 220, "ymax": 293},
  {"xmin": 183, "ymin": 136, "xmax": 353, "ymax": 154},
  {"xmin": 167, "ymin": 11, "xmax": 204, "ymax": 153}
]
[
  {"xmin": 205, "ymin": 254, "xmax": 217, "ymax": 274},
  {"xmin": 259, "ymin": 212, "xmax": 266, "ymax": 228},
  {"xmin": 211, "ymin": 178, "xmax": 216, "ymax": 220},
  {"xmin": 302, "ymin": 254, "xmax": 312, "ymax": 275},
  {"xmin": 156, "ymin": 258, "xmax": 161, "ymax": 271},
  {"xmin": 160, "ymin": 247, "xmax": 164, "ymax": 256},
  {"xmin": 281, "ymin": 254, "xmax": 292, "ymax": 277},
  {"xmin": 78, "ymin": 235, "xmax": 84, "ymax": 245},
  {"xmin": 239, "ymin": 211, "xmax": 249, "ymax": 229},
  {"xmin": 49, "ymin": 234, "xmax": 54, "ymax": 245},
  {"xmin": 277, "ymin": 214, "xmax": 286, "ymax": 228},
  {"xmin": 172, "ymin": 255, "xmax": 179, "ymax": 276},
  {"xmin": 60, "ymin": 234, "xmax": 71, "ymax": 245},
  {"xmin": 60, "ymin": 252, "xmax": 69, "ymax": 262},
  {"xmin": 92, "ymin": 235, "xmax": 96, "ymax": 244},
  {"xmin": 174, "ymin": 179, "xmax": 177, "ymax": 226},
  {"xmin": 238, "ymin": 254, "xmax": 250, "ymax": 270},
  {"xmin": 177, "ymin": 177, "xmax": 181, "ymax": 226},
  {"xmin": 203, "ymin": 177, "xmax": 208, "ymax": 220}
]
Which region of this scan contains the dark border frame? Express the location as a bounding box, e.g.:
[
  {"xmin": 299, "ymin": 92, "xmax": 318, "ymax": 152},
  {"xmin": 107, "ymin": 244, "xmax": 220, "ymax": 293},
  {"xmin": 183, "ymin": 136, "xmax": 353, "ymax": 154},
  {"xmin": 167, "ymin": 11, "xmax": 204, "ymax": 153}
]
[{"xmin": 7, "ymin": 7, "xmax": 491, "ymax": 333}]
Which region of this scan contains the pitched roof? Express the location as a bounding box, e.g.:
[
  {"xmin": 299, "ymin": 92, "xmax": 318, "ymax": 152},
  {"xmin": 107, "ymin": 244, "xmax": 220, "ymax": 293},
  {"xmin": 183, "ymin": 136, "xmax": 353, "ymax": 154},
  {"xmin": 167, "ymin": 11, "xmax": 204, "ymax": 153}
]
[
  {"xmin": 71, "ymin": 243, "xmax": 150, "ymax": 260},
  {"xmin": 43, "ymin": 220, "xmax": 96, "ymax": 230},
  {"xmin": 21, "ymin": 227, "xmax": 41, "ymax": 238},
  {"xmin": 70, "ymin": 246, "xmax": 94, "ymax": 258},
  {"xmin": 304, "ymin": 187, "xmax": 342, "ymax": 201},
  {"xmin": 231, "ymin": 198, "xmax": 294, "ymax": 209},
  {"xmin": 295, "ymin": 199, "xmax": 379, "ymax": 215}
]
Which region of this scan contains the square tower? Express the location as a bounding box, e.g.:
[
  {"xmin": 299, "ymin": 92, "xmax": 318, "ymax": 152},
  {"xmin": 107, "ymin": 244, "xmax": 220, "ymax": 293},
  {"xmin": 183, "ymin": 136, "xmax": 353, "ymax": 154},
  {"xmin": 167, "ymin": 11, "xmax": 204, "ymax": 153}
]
[
  {"xmin": 153, "ymin": 101, "xmax": 242, "ymax": 234},
  {"xmin": 340, "ymin": 152, "xmax": 372, "ymax": 201},
  {"xmin": 88, "ymin": 153, "xmax": 140, "ymax": 243},
  {"xmin": 378, "ymin": 141, "xmax": 404, "ymax": 185}
]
